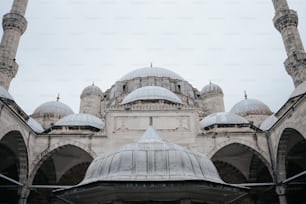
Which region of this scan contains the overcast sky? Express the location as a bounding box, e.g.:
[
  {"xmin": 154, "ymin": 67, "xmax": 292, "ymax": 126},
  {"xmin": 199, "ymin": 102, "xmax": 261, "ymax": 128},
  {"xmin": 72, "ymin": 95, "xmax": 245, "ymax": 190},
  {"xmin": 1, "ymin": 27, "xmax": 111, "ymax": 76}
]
[{"xmin": 1, "ymin": 0, "xmax": 306, "ymax": 114}]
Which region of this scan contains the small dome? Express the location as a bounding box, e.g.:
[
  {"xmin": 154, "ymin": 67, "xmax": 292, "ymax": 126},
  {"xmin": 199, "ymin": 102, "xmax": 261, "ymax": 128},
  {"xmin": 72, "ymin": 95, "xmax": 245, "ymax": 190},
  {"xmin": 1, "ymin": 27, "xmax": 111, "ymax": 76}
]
[
  {"xmin": 201, "ymin": 82, "xmax": 223, "ymax": 96},
  {"xmin": 81, "ymin": 84, "xmax": 103, "ymax": 98},
  {"xmin": 119, "ymin": 67, "xmax": 184, "ymax": 81},
  {"xmin": 54, "ymin": 113, "xmax": 104, "ymax": 129},
  {"xmin": 121, "ymin": 86, "xmax": 182, "ymax": 105},
  {"xmin": 81, "ymin": 127, "xmax": 223, "ymax": 184},
  {"xmin": 289, "ymin": 81, "xmax": 306, "ymax": 99},
  {"xmin": 200, "ymin": 112, "xmax": 249, "ymax": 129},
  {"xmin": 0, "ymin": 86, "xmax": 14, "ymax": 101},
  {"xmin": 27, "ymin": 117, "xmax": 44, "ymax": 133},
  {"xmin": 230, "ymin": 98, "xmax": 272, "ymax": 117},
  {"xmin": 260, "ymin": 114, "xmax": 278, "ymax": 131},
  {"xmin": 33, "ymin": 101, "xmax": 74, "ymax": 117}
]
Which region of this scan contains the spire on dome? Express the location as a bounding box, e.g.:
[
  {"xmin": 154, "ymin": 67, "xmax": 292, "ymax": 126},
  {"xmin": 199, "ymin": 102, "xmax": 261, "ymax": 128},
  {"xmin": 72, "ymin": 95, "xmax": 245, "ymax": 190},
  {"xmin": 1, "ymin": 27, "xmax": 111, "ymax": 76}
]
[
  {"xmin": 56, "ymin": 93, "xmax": 60, "ymax": 102},
  {"xmin": 244, "ymin": 90, "xmax": 248, "ymax": 100}
]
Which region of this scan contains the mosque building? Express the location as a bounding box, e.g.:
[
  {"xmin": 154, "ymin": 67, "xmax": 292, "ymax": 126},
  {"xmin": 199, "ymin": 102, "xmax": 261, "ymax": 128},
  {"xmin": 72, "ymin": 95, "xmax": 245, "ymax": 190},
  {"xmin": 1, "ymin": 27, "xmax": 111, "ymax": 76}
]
[{"xmin": 0, "ymin": 0, "xmax": 305, "ymax": 204}]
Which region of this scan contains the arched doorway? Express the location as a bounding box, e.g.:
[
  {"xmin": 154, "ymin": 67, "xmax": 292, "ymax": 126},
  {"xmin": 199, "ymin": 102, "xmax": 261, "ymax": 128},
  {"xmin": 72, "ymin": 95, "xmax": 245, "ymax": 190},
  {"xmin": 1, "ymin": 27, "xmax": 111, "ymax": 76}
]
[
  {"xmin": 212, "ymin": 143, "xmax": 276, "ymax": 203},
  {"xmin": 277, "ymin": 128, "xmax": 306, "ymax": 204},
  {"xmin": 0, "ymin": 131, "xmax": 28, "ymax": 204},
  {"xmin": 28, "ymin": 144, "xmax": 93, "ymax": 204}
]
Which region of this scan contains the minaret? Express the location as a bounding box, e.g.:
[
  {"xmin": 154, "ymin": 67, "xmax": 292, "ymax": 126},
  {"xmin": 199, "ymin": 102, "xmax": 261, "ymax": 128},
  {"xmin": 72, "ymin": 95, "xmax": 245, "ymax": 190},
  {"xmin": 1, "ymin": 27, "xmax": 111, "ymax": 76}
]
[
  {"xmin": 272, "ymin": 0, "xmax": 306, "ymax": 87},
  {"xmin": 0, "ymin": 0, "xmax": 28, "ymax": 90}
]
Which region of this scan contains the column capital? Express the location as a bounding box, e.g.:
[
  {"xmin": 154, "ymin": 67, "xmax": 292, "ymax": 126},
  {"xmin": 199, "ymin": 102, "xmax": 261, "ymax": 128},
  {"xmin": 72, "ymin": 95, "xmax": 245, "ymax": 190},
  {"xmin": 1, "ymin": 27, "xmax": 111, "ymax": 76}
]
[{"xmin": 2, "ymin": 13, "xmax": 27, "ymax": 34}]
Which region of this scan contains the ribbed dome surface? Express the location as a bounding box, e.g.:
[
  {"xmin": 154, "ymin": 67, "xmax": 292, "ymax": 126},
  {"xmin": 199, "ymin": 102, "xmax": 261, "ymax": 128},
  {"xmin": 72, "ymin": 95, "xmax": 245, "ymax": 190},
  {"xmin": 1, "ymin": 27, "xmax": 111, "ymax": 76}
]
[
  {"xmin": 289, "ymin": 81, "xmax": 306, "ymax": 99},
  {"xmin": 201, "ymin": 82, "xmax": 223, "ymax": 95},
  {"xmin": 121, "ymin": 86, "xmax": 182, "ymax": 105},
  {"xmin": 200, "ymin": 112, "xmax": 249, "ymax": 129},
  {"xmin": 230, "ymin": 98, "xmax": 272, "ymax": 117},
  {"xmin": 33, "ymin": 101, "xmax": 74, "ymax": 117},
  {"xmin": 81, "ymin": 84, "xmax": 103, "ymax": 98},
  {"xmin": 119, "ymin": 67, "xmax": 184, "ymax": 81},
  {"xmin": 27, "ymin": 117, "xmax": 44, "ymax": 133},
  {"xmin": 0, "ymin": 86, "xmax": 14, "ymax": 101},
  {"xmin": 260, "ymin": 114, "xmax": 278, "ymax": 131},
  {"xmin": 81, "ymin": 127, "xmax": 223, "ymax": 184},
  {"xmin": 54, "ymin": 113, "xmax": 104, "ymax": 129}
]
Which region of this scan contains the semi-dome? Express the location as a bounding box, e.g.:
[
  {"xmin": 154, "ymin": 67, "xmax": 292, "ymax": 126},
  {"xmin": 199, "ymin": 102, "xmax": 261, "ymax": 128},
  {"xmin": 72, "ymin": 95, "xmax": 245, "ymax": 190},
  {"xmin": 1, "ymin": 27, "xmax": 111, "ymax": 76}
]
[
  {"xmin": 0, "ymin": 85, "xmax": 14, "ymax": 101},
  {"xmin": 260, "ymin": 114, "xmax": 278, "ymax": 131},
  {"xmin": 289, "ymin": 81, "xmax": 306, "ymax": 99},
  {"xmin": 200, "ymin": 112, "xmax": 249, "ymax": 129},
  {"xmin": 230, "ymin": 98, "xmax": 272, "ymax": 117},
  {"xmin": 33, "ymin": 101, "xmax": 74, "ymax": 117},
  {"xmin": 27, "ymin": 117, "xmax": 44, "ymax": 133},
  {"xmin": 54, "ymin": 113, "xmax": 104, "ymax": 129},
  {"xmin": 80, "ymin": 84, "xmax": 103, "ymax": 98},
  {"xmin": 119, "ymin": 67, "xmax": 184, "ymax": 81},
  {"xmin": 201, "ymin": 82, "xmax": 223, "ymax": 96},
  {"xmin": 121, "ymin": 86, "xmax": 182, "ymax": 105},
  {"xmin": 82, "ymin": 127, "xmax": 223, "ymax": 184}
]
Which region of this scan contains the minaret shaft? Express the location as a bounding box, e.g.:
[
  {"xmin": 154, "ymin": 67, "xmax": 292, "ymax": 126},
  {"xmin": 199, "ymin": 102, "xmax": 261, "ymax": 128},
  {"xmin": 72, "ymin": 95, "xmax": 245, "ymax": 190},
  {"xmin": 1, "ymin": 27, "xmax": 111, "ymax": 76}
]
[
  {"xmin": 273, "ymin": 0, "xmax": 306, "ymax": 87},
  {"xmin": 0, "ymin": 0, "xmax": 28, "ymax": 90}
]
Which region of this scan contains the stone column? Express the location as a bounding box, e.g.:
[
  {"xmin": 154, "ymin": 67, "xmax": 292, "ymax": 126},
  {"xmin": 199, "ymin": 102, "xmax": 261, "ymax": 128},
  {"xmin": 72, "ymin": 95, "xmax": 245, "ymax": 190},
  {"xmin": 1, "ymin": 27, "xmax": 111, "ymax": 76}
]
[
  {"xmin": 272, "ymin": 0, "xmax": 306, "ymax": 87},
  {"xmin": 276, "ymin": 185, "xmax": 287, "ymax": 204},
  {"xmin": 0, "ymin": 0, "xmax": 28, "ymax": 90}
]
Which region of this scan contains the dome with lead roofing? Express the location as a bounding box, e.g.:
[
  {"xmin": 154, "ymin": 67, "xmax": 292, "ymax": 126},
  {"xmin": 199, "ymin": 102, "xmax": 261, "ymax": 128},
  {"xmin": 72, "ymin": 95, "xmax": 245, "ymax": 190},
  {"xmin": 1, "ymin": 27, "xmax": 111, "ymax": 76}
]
[
  {"xmin": 121, "ymin": 86, "xmax": 182, "ymax": 105},
  {"xmin": 119, "ymin": 67, "xmax": 184, "ymax": 81},
  {"xmin": 54, "ymin": 113, "xmax": 104, "ymax": 130},
  {"xmin": 260, "ymin": 114, "xmax": 278, "ymax": 131},
  {"xmin": 32, "ymin": 101, "xmax": 74, "ymax": 117},
  {"xmin": 201, "ymin": 82, "xmax": 223, "ymax": 96},
  {"xmin": 27, "ymin": 117, "xmax": 44, "ymax": 133},
  {"xmin": 81, "ymin": 127, "xmax": 223, "ymax": 184},
  {"xmin": 230, "ymin": 98, "xmax": 272, "ymax": 117},
  {"xmin": 289, "ymin": 81, "xmax": 306, "ymax": 99},
  {"xmin": 81, "ymin": 84, "xmax": 103, "ymax": 98},
  {"xmin": 200, "ymin": 112, "xmax": 249, "ymax": 129}
]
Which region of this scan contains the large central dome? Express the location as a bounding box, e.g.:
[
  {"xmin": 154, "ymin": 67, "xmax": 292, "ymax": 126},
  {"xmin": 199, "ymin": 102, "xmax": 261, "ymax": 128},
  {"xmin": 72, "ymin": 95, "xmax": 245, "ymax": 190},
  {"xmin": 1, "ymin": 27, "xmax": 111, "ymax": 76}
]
[
  {"xmin": 81, "ymin": 127, "xmax": 223, "ymax": 184},
  {"xmin": 119, "ymin": 67, "xmax": 184, "ymax": 81}
]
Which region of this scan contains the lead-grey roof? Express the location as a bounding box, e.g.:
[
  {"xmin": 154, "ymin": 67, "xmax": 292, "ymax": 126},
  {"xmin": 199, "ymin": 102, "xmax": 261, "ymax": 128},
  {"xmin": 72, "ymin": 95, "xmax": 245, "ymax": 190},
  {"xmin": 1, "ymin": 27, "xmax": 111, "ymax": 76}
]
[
  {"xmin": 260, "ymin": 114, "xmax": 278, "ymax": 131},
  {"xmin": 81, "ymin": 127, "xmax": 223, "ymax": 184},
  {"xmin": 201, "ymin": 82, "xmax": 223, "ymax": 95},
  {"xmin": 119, "ymin": 67, "xmax": 184, "ymax": 81},
  {"xmin": 27, "ymin": 117, "xmax": 44, "ymax": 133},
  {"xmin": 121, "ymin": 86, "xmax": 183, "ymax": 105},
  {"xmin": 54, "ymin": 113, "xmax": 105, "ymax": 129},
  {"xmin": 81, "ymin": 84, "xmax": 103, "ymax": 98},
  {"xmin": 0, "ymin": 86, "xmax": 14, "ymax": 101},
  {"xmin": 289, "ymin": 81, "xmax": 306, "ymax": 99},
  {"xmin": 230, "ymin": 98, "xmax": 272, "ymax": 117},
  {"xmin": 33, "ymin": 101, "xmax": 74, "ymax": 117},
  {"xmin": 200, "ymin": 112, "xmax": 249, "ymax": 129}
]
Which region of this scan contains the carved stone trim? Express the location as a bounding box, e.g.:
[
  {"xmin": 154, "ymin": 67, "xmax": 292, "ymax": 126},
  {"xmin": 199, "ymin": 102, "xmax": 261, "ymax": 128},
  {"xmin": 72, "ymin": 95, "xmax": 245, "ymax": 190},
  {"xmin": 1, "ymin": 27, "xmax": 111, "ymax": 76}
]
[
  {"xmin": 273, "ymin": 9, "xmax": 298, "ymax": 32},
  {"xmin": 2, "ymin": 13, "xmax": 27, "ymax": 34}
]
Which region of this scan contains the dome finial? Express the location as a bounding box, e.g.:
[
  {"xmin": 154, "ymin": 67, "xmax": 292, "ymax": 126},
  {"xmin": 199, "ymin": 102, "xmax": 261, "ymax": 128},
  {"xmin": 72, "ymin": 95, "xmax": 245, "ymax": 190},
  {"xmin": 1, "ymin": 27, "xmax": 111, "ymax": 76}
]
[
  {"xmin": 56, "ymin": 93, "xmax": 60, "ymax": 102},
  {"xmin": 244, "ymin": 90, "xmax": 248, "ymax": 99},
  {"xmin": 150, "ymin": 62, "xmax": 153, "ymax": 68},
  {"xmin": 209, "ymin": 80, "xmax": 212, "ymax": 85},
  {"xmin": 92, "ymin": 81, "xmax": 95, "ymax": 86}
]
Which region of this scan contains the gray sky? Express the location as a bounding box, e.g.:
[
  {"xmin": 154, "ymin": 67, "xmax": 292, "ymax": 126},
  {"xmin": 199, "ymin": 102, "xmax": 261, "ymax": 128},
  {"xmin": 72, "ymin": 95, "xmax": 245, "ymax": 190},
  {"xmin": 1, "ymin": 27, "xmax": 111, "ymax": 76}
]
[{"xmin": 1, "ymin": 0, "xmax": 306, "ymax": 114}]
